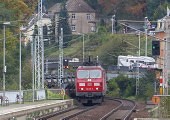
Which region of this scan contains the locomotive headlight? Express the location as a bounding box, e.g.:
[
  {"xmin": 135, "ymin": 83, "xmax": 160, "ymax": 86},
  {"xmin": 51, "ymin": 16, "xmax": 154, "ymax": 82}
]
[
  {"xmin": 94, "ymin": 83, "xmax": 100, "ymax": 86},
  {"xmin": 96, "ymin": 88, "xmax": 99, "ymax": 90},
  {"xmin": 79, "ymin": 83, "xmax": 85, "ymax": 86},
  {"xmin": 81, "ymin": 88, "xmax": 84, "ymax": 90}
]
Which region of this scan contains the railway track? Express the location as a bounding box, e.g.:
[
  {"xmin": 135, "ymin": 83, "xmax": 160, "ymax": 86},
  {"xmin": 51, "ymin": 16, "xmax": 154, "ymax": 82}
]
[
  {"xmin": 37, "ymin": 98, "xmax": 136, "ymax": 120},
  {"xmin": 36, "ymin": 103, "xmax": 98, "ymax": 120},
  {"xmin": 102, "ymin": 98, "xmax": 136, "ymax": 120}
]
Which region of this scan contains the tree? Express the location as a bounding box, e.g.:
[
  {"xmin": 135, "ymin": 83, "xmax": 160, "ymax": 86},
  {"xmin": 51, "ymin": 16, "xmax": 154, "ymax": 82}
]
[
  {"xmin": 0, "ymin": 28, "xmax": 29, "ymax": 90},
  {"xmin": 139, "ymin": 70, "xmax": 155, "ymax": 99},
  {"xmin": 96, "ymin": 34, "xmax": 129, "ymax": 66},
  {"xmin": 107, "ymin": 78, "xmax": 120, "ymax": 97},
  {"xmin": 45, "ymin": 0, "xmax": 65, "ymax": 9},
  {"xmin": 21, "ymin": 60, "xmax": 33, "ymax": 89},
  {"xmin": 0, "ymin": 3, "xmax": 13, "ymax": 21},
  {"xmin": 58, "ymin": 2, "xmax": 72, "ymax": 47},
  {"xmin": 84, "ymin": 0, "xmax": 101, "ymax": 12},
  {"xmin": 0, "ymin": 0, "xmax": 32, "ymax": 20}
]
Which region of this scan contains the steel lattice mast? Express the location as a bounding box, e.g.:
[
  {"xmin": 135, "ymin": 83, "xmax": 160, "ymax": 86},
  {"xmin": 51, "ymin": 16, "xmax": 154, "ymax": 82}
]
[
  {"xmin": 33, "ymin": 0, "xmax": 44, "ymax": 90},
  {"xmin": 58, "ymin": 28, "xmax": 64, "ymax": 88}
]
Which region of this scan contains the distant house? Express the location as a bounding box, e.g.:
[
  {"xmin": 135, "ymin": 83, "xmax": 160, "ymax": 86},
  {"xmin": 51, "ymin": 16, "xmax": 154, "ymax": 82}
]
[
  {"xmin": 48, "ymin": 3, "xmax": 62, "ymax": 18},
  {"xmin": 23, "ymin": 0, "xmax": 96, "ymax": 45},
  {"xmin": 154, "ymin": 14, "xmax": 170, "ymax": 93},
  {"xmin": 48, "ymin": 0, "xmax": 96, "ymax": 35},
  {"xmin": 22, "ymin": 13, "xmax": 52, "ymax": 45},
  {"xmin": 155, "ymin": 17, "xmax": 166, "ymax": 70}
]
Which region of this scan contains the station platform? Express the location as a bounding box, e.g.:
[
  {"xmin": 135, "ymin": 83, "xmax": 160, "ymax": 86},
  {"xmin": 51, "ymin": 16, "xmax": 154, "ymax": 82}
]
[{"xmin": 0, "ymin": 99, "xmax": 73, "ymax": 120}]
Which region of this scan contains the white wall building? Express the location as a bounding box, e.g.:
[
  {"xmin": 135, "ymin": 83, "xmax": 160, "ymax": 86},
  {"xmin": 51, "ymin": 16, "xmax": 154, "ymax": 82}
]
[{"xmin": 23, "ymin": 13, "xmax": 52, "ymax": 45}]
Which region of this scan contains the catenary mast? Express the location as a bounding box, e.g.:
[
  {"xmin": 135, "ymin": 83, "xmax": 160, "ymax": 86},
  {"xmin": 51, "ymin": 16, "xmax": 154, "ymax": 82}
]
[{"xmin": 33, "ymin": 0, "xmax": 44, "ymax": 89}]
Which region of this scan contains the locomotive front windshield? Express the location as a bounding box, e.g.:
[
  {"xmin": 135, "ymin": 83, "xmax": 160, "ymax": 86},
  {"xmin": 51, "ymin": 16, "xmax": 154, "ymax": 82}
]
[{"xmin": 77, "ymin": 70, "xmax": 102, "ymax": 78}]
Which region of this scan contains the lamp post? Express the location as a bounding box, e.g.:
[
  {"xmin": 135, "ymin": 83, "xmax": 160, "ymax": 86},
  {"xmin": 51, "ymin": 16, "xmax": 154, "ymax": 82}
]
[
  {"xmin": 136, "ymin": 31, "xmax": 140, "ymax": 95},
  {"xmin": 136, "ymin": 61, "xmax": 140, "ymax": 96},
  {"xmin": 19, "ymin": 26, "xmax": 24, "ymax": 104},
  {"xmin": 78, "ymin": 33, "xmax": 85, "ymax": 62},
  {"xmin": 138, "ymin": 31, "xmax": 141, "ymax": 56},
  {"xmin": 3, "ymin": 22, "xmax": 10, "ymax": 105},
  {"xmin": 112, "ymin": 15, "xmax": 115, "ymax": 34},
  {"xmin": 145, "ymin": 17, "xmax": 148, "ymax": 56},
  {"xmin": 83, "ymin": 34, "xmax": 84, "ymax": 62}
]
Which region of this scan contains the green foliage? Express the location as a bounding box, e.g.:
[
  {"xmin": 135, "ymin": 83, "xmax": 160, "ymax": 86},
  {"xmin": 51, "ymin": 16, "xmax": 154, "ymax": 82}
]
[
  {"xmin": 21, "ymin": 60, "xmax": 32, "ymax": 89},
  {"xmin": 47, "ymin": 29, "xmax": 150, "ymax": 66},
  {"xmin": 107, "ymin": 71, "xmax": 156, "ymax": 99},
  {"xmin": 0, "ymin": 3, "xmax": 13, "ymax": 21},
  {"xmin": 114, "ymin": 74, "xmax": 135, "ymax": 97},
  {"xmin": 107, "ymin": 78, "xmax": 120, "ymax": 97},
  {"xmin": 146, "ymin": 0, "xmax": 169, "ymax": 20},
  {"xmin": 0, "ymin": 28, "xmax": 23, "ymax": 90},
  {"xmin": 0, "ymin": 0, "xmax": 33, "ymax": 21},
  {"xmin": 84, "ymin": 0, "xmax": 101, "ymax": 12},
  {"xmin": 6, "ymin": 75, "xmax": 19, "ymax": 90},
  {"xmin": 85, "ymin": 0, "xmax": 170, "ymax": 20},
  {"xmin": 45, "ymin": 0, "xmax": 66, "ymax": 9},
  {"xmin": 46, "ymin": 90, "xmax": 64, "ymax": 99},
  {"xmin": 0, "ymin": 22, "xmax": 31, "ymax": 90},
  {"xmin": 23, "ymin": 90, "xmax": 34, "ymax": 101},
  {"xmin": 58, "ymin": 3, "xmax": 72, "ymax": 47},
  {"xmin": 45, "ymin": 0, "xmax": 170, "ymax": 21},
  {"xmin": 98, "ymin": 26, "xmax": 107, "ymax": 34},
  {"xmin": 138, "ymin": 70, "xmax": 155, "ymax": 99}
]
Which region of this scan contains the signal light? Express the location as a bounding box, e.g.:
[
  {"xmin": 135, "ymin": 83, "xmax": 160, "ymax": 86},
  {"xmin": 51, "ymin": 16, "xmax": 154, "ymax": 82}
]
[
  {"xmin": 64, "ymin": 66, "xmax": 69, "ymax": 69},
  {"xmin": 63, "ymin": 59, "xmax": 68, "ymax": 66},
  {"xmin": 152, "ymin": 40, "xmax": 160, "ymax": 56},
  {"xmin": 63, "ymin": 59, "xmax": 69, "ymax": 69}
]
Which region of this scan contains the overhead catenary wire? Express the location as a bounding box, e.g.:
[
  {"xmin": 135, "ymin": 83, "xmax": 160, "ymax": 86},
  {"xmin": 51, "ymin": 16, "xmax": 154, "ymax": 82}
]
[
  {"xmin": 118, "ymin": 20, "xmax": 166, "ymax": 60},
  {"xmin": 118, "ymin": 22, "xmax": 169, "ymax": 42},
  {"xmin": 118, "ymin": 19, "xmax": 158, "ymax": 23}
]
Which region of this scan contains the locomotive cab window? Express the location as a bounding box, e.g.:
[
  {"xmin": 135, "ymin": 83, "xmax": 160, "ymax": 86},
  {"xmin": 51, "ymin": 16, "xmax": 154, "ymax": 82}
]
[
  {"xmin": 77, "ymin": 70, "xmax": 89, "ymax": 78},
  {"xmin": 90, "ymin": 70, "xmax": 101, "ymax": 78},
  {"xmin": 77, "ymin": 70, "xmax": 102, "ymax": 78}
]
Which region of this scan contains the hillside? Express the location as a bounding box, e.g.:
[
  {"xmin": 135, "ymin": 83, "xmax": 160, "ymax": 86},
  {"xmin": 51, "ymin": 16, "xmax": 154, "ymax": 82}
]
[{"xmin": 45, "ymin": 29, "xmax": 153, "ymax": 67}]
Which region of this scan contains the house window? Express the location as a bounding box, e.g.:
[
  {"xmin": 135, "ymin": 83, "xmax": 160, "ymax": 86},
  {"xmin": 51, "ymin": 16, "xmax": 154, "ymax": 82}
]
[
  {"xmin": 71, "ymin": 25, "xmax": 76, "ymax": 31},
  {"xmin": 87, "ymin": 14, "xmax": 91, "ymax": 20},
  {"xmin": 91, "ymin": 26, "xmax": 95, "ymax": 32},
  {"xmin": 72, "ymin": 14, "xmax": 76, "ymax": 19}
]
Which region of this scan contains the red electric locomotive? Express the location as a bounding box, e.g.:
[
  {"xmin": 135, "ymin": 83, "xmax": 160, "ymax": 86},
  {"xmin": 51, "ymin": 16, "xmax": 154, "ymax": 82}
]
[{"xmin": 75, "ymin": 64, "xmax": 107, "ymax": 104}]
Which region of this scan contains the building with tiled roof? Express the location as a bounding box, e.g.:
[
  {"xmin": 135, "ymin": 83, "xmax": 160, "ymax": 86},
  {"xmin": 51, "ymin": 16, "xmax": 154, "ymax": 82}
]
[
  {"xmin": 48, "ymin": 3, "xmax": 62, "ymax": 18},
  {"xmin": 66, "ymin": 0, "xmax": 95, "ymax": 13},
  {"xmin": 48, "ymin": 0, "xmax": 96, "ymax": 34},
  {"xmin": 22, "ymin": 13, "xmax": 52, "ymax": 45}
]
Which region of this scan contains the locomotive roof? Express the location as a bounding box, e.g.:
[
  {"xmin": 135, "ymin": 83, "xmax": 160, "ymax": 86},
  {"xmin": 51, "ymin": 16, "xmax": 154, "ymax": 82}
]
[{"xmin": 77, "ymin": 65, "xmax": 104, "ymax": 70}]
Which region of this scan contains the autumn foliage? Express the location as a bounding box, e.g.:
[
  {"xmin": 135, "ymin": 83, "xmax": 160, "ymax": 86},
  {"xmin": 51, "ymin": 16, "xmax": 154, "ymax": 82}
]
[
  {"xmin": 98, "ymin": 0, "xmax": 147, "ymax": 19},
  {"xmin": 126, "ymin": 3, "xmax": 146, "ymax": 16}
]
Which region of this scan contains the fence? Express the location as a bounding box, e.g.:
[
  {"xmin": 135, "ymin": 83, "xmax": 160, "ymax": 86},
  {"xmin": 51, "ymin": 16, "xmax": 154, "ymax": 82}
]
[
  {"xmin": 0, "ymin": 89, "xmax": 65, "ymax": 104},
  {"xmin": 150, "ymin": 95, "xmax": 170, "ymax": 118},
  {"xmin": 158, "ymin": 96, "xmax": 170, "ymax": 118}
]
